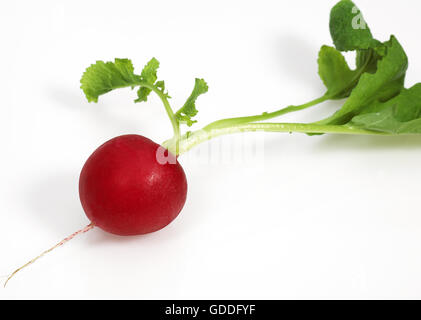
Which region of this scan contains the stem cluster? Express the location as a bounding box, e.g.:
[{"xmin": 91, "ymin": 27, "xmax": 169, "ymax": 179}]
[{"xmin": 160, "ymin": 95, "xmax": 387, "ymax": 156}]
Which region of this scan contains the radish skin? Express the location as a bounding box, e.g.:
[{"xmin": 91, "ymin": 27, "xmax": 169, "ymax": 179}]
[{"xmin": 79, "ymin": 134, "xmax": 188, "ymax": 236}]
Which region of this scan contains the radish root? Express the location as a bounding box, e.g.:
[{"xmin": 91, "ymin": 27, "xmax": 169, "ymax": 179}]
[{"xmin": 4, "ymin": 223, "xmax": 95, "ymax": 287}]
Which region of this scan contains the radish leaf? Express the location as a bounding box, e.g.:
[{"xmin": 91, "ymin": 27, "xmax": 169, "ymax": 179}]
[
  {"xmin": 317, "ymin": 36, "xmax": 408, "ymax": 126},
  {"xmin": 175, "ymin": 78, "xmax": 208, "ymax": 126},
  {"xmin": 318, "ymin": 45, "xmax": 359, "ymax": 99},
  {"xmin": 330, "ymin": 0, "xmax": 378, "ymax": 52},
  {"xmin": 81, "ymin": 58, "xmax": 139, "ymax": 103},
  {"xmin": 350, "ymin": 84, "xmax": 421, "ymax": 133},
  {"xmin": 135, "ymin": 58, "xmax": 160, "ymax": 103}
]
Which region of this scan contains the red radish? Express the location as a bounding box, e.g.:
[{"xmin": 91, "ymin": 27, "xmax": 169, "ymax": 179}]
[
  {"xmin": 79, "ymin": 134, "xmax": 188, "ymax": 235},
  {"xmin": 4, "ymin": 134, "xmax": 187, "ymax": 286}
]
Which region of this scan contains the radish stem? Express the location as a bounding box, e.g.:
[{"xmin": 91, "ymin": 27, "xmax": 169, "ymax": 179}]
[
  {"xmin": 163, "ymin": 122, "xmax": 389, "ymax": 155},
  {"xmin": 203, "ymin": 95, "xmax": 328, "ymax": 130}
]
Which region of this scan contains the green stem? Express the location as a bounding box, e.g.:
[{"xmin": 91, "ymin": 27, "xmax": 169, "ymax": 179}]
[
  {"xmin": 165, "ymin": 122, "xmax": 387, "ymax": 155},
  {"xmin": 203, "ymin": 95, "xmax": 328, "ymax": 130},
  {"xmin": 140, "ymin": 82, "xmax": 180, "ymax": 142}
]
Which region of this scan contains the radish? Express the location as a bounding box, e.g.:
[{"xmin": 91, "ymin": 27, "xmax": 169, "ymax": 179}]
[
  {"xmin": 6, "ymin": 0, "xmax": 421, "ymax": 286},
  {"xmin": 4, "ymin": 135, "xmax": 187, "ymax": 286},
  {"xmin": 79, "ymin": 134, "xmax": 187, "ymax": 236}
]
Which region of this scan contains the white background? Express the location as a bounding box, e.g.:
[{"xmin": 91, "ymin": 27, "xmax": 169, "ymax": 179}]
[{"xmin": 1, "ymin": 0, "xmax": 421, "ymax": 299}]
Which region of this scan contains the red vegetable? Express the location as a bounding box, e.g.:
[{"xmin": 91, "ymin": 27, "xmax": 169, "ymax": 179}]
[{"xmin": 79, "ymin": 134, "xmax": 188, "ymax": 236}]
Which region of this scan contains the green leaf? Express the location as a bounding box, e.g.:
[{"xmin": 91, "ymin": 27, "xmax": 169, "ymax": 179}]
[
  {"xmin": 355, "ymin": 48, "xmax": 381, "ymax": 75},
  {"xmin": 136, "ymin": 87, "xmax": 151, "ymax": 103},
  {"xmin": 175, "ymin": 78, "xmax": 208, "ymax": 126},
  {"xmin": 317, "ymin": 36, "xmax": 408, "ymax": 126},
  {"xmin": 321, "ymin": 0, "xmax": 382, "ymax": 106},
  {"xmin": 330, "ymin": 0, "xmax": 378, "ymax": 52},
  {"xmin": 350, "ymin": 84, "xmax": 421, "ymax": 134},
  {"xmin": 80, "ymin": 58, "xmax": 139, "ymax": 102},
  {"xmin": 318, "ymin": 45, "xmax": 359, "ymax": 99},
  {"xmin": 155, "ymin": 80, "xmax": 165, "ymax": 91},
  {"xmin": 141, "ymin": 57, "xmax": 159, "ymax": 84},
  {"xmin": 155, "ymin": 80, "xmax": 170, "ymax": 98},
  {"xmin": 135, "ymin": 58, "xmax": 160, "ymax": 103}
]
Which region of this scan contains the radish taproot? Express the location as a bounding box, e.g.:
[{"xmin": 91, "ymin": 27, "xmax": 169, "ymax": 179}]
[{"xmin": 6, "ymin": 0, "xmax": 421, "ymax": 286}]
